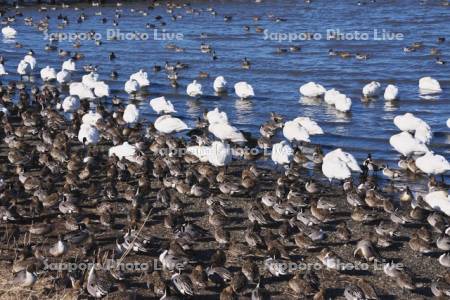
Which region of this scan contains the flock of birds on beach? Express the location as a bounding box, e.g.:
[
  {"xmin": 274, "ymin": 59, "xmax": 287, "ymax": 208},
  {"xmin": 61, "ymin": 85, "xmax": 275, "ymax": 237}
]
[{"xmin": 0, "ymin": 1, "xmax": 449, "ymax": 299}]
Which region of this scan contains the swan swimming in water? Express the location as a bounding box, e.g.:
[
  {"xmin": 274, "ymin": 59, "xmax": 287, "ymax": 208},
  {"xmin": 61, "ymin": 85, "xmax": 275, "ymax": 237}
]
[
  {"xmin": 150, "ymin": 96, "xmax": 176, "ymax": 114},
  {"xmin": 271, "ymin": 141, "xmax": 293, "ymax": 165},
  {"xmin": 124, "ymin": 79, "xmax": 140, "ymax": 96},
  {"xmin": 0, "ymin": 62, "xmax": 7, "ymax": 76},
  {"xmin": 187, "ymin": 80, "xmax": 203, "ymax": 97},
  {"xmin": 23, "ymin": 51, "xmax": 37, "ymax": 71},
  {"xmin": 282, "ymin": 120, "xmax": 310, "ymax": 143},
  {"xmin": 389, "ymin": 131, "xmax": 428, "ymax": 156},
  {"xmin": 293, "ymin": 117, "xmax": 324, "ymax": 135},
  {"xmin": 62, "ymin": 58, "xmax": 76, "ymax": 71},
  {"xmin": 419, "ymin": 77, "xmax": 442, "ymax": 94},
  {"xmin": 1, "ymin": 26, "xmax": 17, "ymax": 39},
  {"xmin": 61, "ymin": 95, "xmax": 80, "ymax": 113},
  {"xmin": 92, "ymin": 81, "xmax": 110, "ymax": 98},
  {"xmin": 17, "ymin": 60, "xmax": 31, "ymax": 76},
  {"xmin": 424, "ymin": 190, "xmax": 450, "ymax": 216},
  {"xmin": 40, "ymin": 66, "xmax": 56, "ymax": 82},
  {"xmin": 123, "ymin": 104, "xmax": 140, "ymax": 124},
  {"xmin": 415, "ymin": 151, "xmax": 450, "ymax": 176},
  {"xmin": 334, "ymin": 94, "xmax": 352, "ymax": 112},
  {"xmin": 56, "ymin": 69, "xmax": 71, "ymax": 84},
  {"xmin": 206, "ymin": 107, "xmax": 228, "ymax": 124},
  {"xmin": 322, "ymin": 148, "xmax": 362, "ymax": 181},
  {"xmin": 393, "ymin": 113, "xmax": 432, "ymax": 144},
  {"xmin": 414, "ymin": 122, "xmax": 432, "ymax": 144},
  {"xmin": 299, "ymin": 82, "xmax": 326, "ymax": 98},
  {"xmin": 154, "ymin": 115, "xmax": 189, "ymax": 134},
  {"xmin": 208, "ymin": 122, "xmax": 246, "ymax": 143},
  {"xmin": 362, "ymin": 81, "xmax": 381, "ymax": 98},
  {"xmin": 384, "ymin": 84, "xmax": 399, "ymax": 101},
  {"xmin": 82, "ymin": 72, "xmax": 99, "ymax": 89},
  {"xmin": 234, "ymin": 81, "xmax": 254, "ymax": 99},
  {"xmin": 78, "ymin": 123, "xmax": 100, "ymax": 145},
  {"xmin": 213, "ymin": 76, "xmax": 227, "ymax": 93},
  {"xmin": 69, "ymin": 82, "xmax": 95, "ymax": 100},
  {"xmin": 130, "ymin": 69, "xmax": 150, "ymax": 87},
  {"xmin": 324, "ymin": 89, "xmax": 340, "ymax": 105}
]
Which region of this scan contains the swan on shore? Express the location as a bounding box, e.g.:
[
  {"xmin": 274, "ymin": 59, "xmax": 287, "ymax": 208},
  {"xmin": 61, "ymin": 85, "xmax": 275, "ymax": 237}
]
[
  {"xmin": 187, "ymin": 145, "xmax": 210, "ymax": 162},
  {"xmin": 389, "ymin": 131, "xmax": 428, "ymax": 156},
  {"xmin": 415, "ymin": 151, "xmax": 450, "ymax": 176},
  {"xmin": 150, "ymin": 96, "xmax": 176, "ymax": 114},
  {"xmin": 424, "ymin": 190, "xmax": 450, "ymax": 216},
  {"xmin": 108, "ymin": 142, "xmax": 141, "ymax": 164},
  {"xmin": 362, "ymin": 81, "xmax": 381, "ymax": 97},
  {"xmin": 62, "ymin": 58, "xmax": 76, "ymax": 71},
  {"xmin": 206, "ymin": 107, "xmax": 228, "ymax": 125},
  {"xmin": 56, "ymin": 69, "xmax": 71, "ymax": 84},
  {"xmin": 69, "ymin": 82, "xmax": 95, "ymax": 100},
  {"xmin": 82, "ymin": 111, "xmax": 102, "ymax": 127},
  {"xmin": 1, "ymin": 26, "xmax": 17, "ymax": 39},
  {"xmin": 208, "ymin": 122, "xmax": 246, "ymax": 143},
  {"xmin": 271, "ymin": 141, "xmax": 293, "ymax": 165},
  {"xmin": 283, "ymin": 120, "xmax": 310, "ymax": 143},
  {"xmin": 123, "ymin": 104, "xmax": 139, "ymax": 124},
  {"xmin": 299, "ymin": 82, "xmax": 326, "ymax": 98},
  {"xmin": 62, "ymin": 95, "xmax": 80, "ymax": 113},
  {"xmin": 78, "ymin": 123, "xmax": 100, "ymax": 145},
  {"xmin": 213, "ymin": 76, "xmax": 227, "ymax": 93},
  {"xmin": 384, "ymin": 84, "xmax": 399, "ymax": 101},
  {"xmin": 125, "ymin": 79, "xmax": 140, "ymax": 95},
  {"xmin": 322, "ymin": 148, "xmax": 362, "ymax": 181},
  {"xmin": 187, "ymin": 80, "xmax": 203, "ymax": 97},
  {"xmin": 234, "ymin": 81, "xmax": 254, "ymax": 99},
  {"xmin": 130, "ymin": 69, "xmax": 150, "ymax": 87},
  {"xmin": 40, "ymin": 66, "xmax": 56, "ymax": 82},
  {"xmin": 294, "ymin": 117, "xmax": 324, "ymax": 135},
  {"xmin": 419, "ymin": 77, "xmax": 442, "ymax": 94},
  {"xmin": 155, "ymin": 115, "xmax": 189, "ymax": 134},
  {"xmin": 208, "ymin": 141, "xmax": 232, "ymax": 167}
]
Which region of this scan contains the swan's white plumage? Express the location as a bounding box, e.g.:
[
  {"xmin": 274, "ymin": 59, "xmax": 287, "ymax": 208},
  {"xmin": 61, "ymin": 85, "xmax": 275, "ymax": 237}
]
[
  {"xmin": 186, "ymin": 145, "xmax": 210, "ymax": 162},
  {"xmin": 1, "ymin": 26, "xmax": 17, "ymax": 38},
  {"xmin": 69, "ymin": 82, "xmax": 95, "ymax": 100},
  {"xmin": 271, "ymin": 141, "xmax": 293, "ymax": 165},
  {"xmin": 414, "ymin": 122, "xmax": 432, "ymax": 144},
  {"xmin": 234, "ymin": 81, "xmax": 254, "ymax": 99},
  {"xmin": 123, "ymin": 104, "xmax": 139, "ymax": 124},
  {"xmin": 324, "ymin": 89, "xmax": 340, "ymax": 105},
  {"xmin": 93, "ymin": 81, "xmax": 110, "ymax": 98},
  {"xmin": 393, "ymin": 113, "xmax": 423, "ymax": 132},
  {"xmin": 389, "ymin": 131, "xmax": 428, "ymax": 156},
  {"xmin": 424, "ymin": 190, "xmax": 450, "ymax": 216},
  {"xmin": 0, "ymin": 63, "xmax": 7, "ymax": 76},
  {"xmin": 362, "ymin": 81, "xmax": 381, "ymax": 97},
  {"xmin": 56, "ymin": 69, "xmax": 71, "ymax": 84},
  {"xmin": 149, "ymin": 96, "xmax": 176, "ymax": 114},
  {"xmin": 40, "ymin": 66, "xmax": 56, "ymax": 81},
  {"xmin": 208, "ymin": 122, "xmax": 246, "ymax": 143},
  {"xmin": 334, "ymin": 94, "xmax": 352, "ymax": 112},
  {"xmin": 78, "ymin": 123, "xmax": 100, "ymax": 145},
  {"xmin": 283, "ymin": 120, "xmax": 310, "ymax": 142},
  {"xmin": 23, "ymin": 54, "xmax": 36, "ymax": 70},
  {"xmin": 447, "ymin": 118, "xmax": 450, "ymax": 128},
  {"xmin": 294, "ymin": 117, "xmax": 324, "ymax": 135},
  {"xmin": 130, "ymin": 69, "xmax": 150, "ymax": 87},
  {"xmin": 206, "ymin": 107, "xmax": 228, "ymax": 124},
  {"xmin": 419, "ymin": 77, "xmax": 442, "ymax": 94},
  {"xmin": 17, "ymin": 60, "xmax": 31, "ymax": 75},
  {"xmin": 124, "ymin": 79, "xmax": 139, "ymax": 94},
  {"xmin": 208, "ymin": 141, "xmax": 232, "ymax": 167},
  {"xmin": 299, "ymin": 82, "xmax": 326, "ymax": 97},
  {"xmin": 322, "ymin": 148, "xmax": 362, "ymax": 181},
  {"xmin": 213, "ymin": 76, "xmax": 227, "ymax": 93},
  {"xmin": 108, "ymin": 142, "xmax": 139, "ymax": 163},
  {"xmin": 154, "ymin": 115, "xmax": 189, "ymax": 134},
  {"xmin": 62, "ymin": 59, "xmax": 76, "ymax": 71},
  {"xmin": 82, "ymin": 72, "xmax": 99, "ymax": 89},
  {"xmin": 187, "ymin": 80, "xmax": 203, "ymax": 97},
  {"xmin": 82, "ymin": 111, "xmax": 102, "ymax": 127},
  {"xmin": 62, "ymin": 96, "xmax": 80, "ymax": 112},
  {"xmin": 384, "ymin": 84, "xmax": 399, "ymax": 101},
  {"xmin": 415, "ymin": 152, "xmax": 450, "ymax": 175}
]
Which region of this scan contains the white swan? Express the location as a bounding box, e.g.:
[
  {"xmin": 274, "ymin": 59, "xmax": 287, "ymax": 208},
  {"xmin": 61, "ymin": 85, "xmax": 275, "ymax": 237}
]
[
  {"xmin": 208, "ymin": 141, "xmax": 232, "ymax": 167},
  {"xmin": 0, "ymin": 63, "xmax": 8, "ymax": 76},
  {"xmin": 17, "ymin": 60, "xmax": 31, "ymax": 76},
  {"xmin": 187, "ymin": 80, "xmax": 203, "ymax": 97},
  {"xmin": 322, "ymin": 148, "xmax": 362, "ymax": 181},
  {"xmin": 414, "ymin": 122, "xmax": 432, "ymax": 144},
  {"xmin": 384, "ymin": 84, "xmax": 399, "ymax": 101},
  {"xmin": 208, "ymin": 122, "xmax": 246, "ymax": 143},
  {"xmin": 78, "ymin": 123, "xmax": 100, "ymax": 145},
  {"xmin": 389, "ymin": 131, "xmax": 428, "ymax": 156},
  {"xmin": 109, "ymin": 142, "xmax": 141, "ymax": 164},
  {"xmin": 187, "ymin": 145, "xmax": 210, "ymax": 162},
  {"xmin": 324, "ymin": 89, "xmax": 341, "ymax": 105},
  {"xmin": 283, "ymin": 120, "xmax": 310, "ymax": 143},
  {"xmin": 23, "ymin": 53, "xmax": 36, "ymax": 71},
  {"xmin": 40, "ymin": 66, "xmax": 56, "ymax": 82},
  {"xmin": 93, "ymin": 81, "xmax": 110, "ymax": 98},
  {"xmin": 362, "ymin": 81, "xmax": 381, "ymax": 97},
  {"xmin": 213, "ymin": 76, "xmax": 227, "ymax": 93},
  {"xmin": 234, "ymin": 81, "xmax": 254, "ymax": 99},
  {"xmin": 393, "ymin": 113, "xmax": 423, "ymax": 132},
  {"xmin": 62, "ymin": 96, "xmax": 80, "ymax": 113},
  {"xmin": 415, "ymin": 151, "xmax": 450, "ymax": 176},
  {"xmin": 299, "ymin": 82, "xmax": 326, "ymax": 98},
  {"xmin": 56, "ymin": 69, "xmax": 71, "ymax": 84},
  {"xmin": 206, "ymin": 107, "xmax": 228, "ymax": 124},
  {"xmin": 1, "ymin": 26, "xmax": 17, "ymax": 38},
  {"xmin": 62, "ymin": 59, "xmax": 76, "ymax": 71},
  {"xmin": 82, "ymin": 111, "xmax": 102, "ymax": 127},
  {"xmin": 130, "ymin": 69, "xmax": 150, "ymax": 87},
  {"xmin": 334, "ymin": 94, "xmax": 352, "ymax": 112},
  {"xmin": 125, "ymin": 79, "xmax": 139, "ymax": 95},
  {"xmin": 271, "ymin": 141, "xmax": 293, "ymax": 165},
  {"xmin": 293, "ymin": 117, "xmax": 324, "ymax": 135},
  {"xmin": 149, "ymin": 96, "xmax": 176, "ymax": 114},
  {"xmin": 424, "ymin": 190, "xmax": 450, "ymax": 216},
  {"xmin": 447, "ymin": 118, "xmax": 450, "ymax": 128},
  {"xmin": 82, "ymin": 72, "xmax": 99, "ymax": 89},
  {"xmin": 69, "ymin": 82, "xmax": 95, "ymax": 100},
  {"xmin": 154, "ymin": 115, "xmax": 189, "ymax": 134},
  {"xmin": 419, "ymin": 77, "xmax": 442, "ymax": 94},
  {"xmin": 123, "ymin": 104, "xmax": 139, "ymax": 124}
]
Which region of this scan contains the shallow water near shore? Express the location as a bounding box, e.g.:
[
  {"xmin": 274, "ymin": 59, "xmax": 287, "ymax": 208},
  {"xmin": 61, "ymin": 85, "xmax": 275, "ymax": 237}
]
[{"xmin": 1, "ymin": 0, "xmax": 449, "ymax": 190}]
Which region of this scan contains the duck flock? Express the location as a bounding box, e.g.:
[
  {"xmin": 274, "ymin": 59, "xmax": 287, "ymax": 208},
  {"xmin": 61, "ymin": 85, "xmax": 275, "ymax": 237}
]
[{"xmin": 0, "ymin": 1, "xmax": 450, "ymax": 299}]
